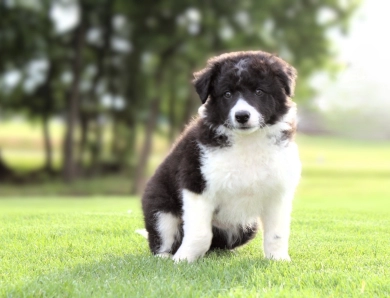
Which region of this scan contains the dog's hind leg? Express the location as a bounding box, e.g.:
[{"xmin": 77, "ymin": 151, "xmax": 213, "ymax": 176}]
[
  {"xmin": 233, "ymin": 222, "xmax": 259, "ymax": 248},
  {"xmin": 144, "ymin": 210, "xmax": 181, "ymax": 256},
  {"xmin": 153, "ymin": 212, "xmax": 181, "ymax": 256}
]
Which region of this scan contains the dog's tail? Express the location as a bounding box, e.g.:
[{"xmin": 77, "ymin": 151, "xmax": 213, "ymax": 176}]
[{"xmin": 135, "ymin": 229, "xmax": 148, "ymax": 239}]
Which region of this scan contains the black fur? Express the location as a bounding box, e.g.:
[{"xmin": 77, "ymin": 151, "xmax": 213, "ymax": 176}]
[
  {"xmin": 142, "ymin": 51, "xmax": 297, "ymax": 256},
  {"xmin": 210, "ymin": 224, "xmax": 259, "ymax": 250}
]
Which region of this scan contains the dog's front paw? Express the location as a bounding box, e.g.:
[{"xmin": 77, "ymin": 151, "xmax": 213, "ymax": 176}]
[
  {"xmin": 156, "ymin": 252, "xmax": 171, "ymax": 259},
  {"xmin": 172, "ymin": 249, "xmax": 199, "ymax": 263},
  {"xmin": 266, "ymin": 252, "xmax": 291, "ymax": 262},
  {"xmin": 172, "ymin": 253, "xmax": 197, "ymax": 263}
]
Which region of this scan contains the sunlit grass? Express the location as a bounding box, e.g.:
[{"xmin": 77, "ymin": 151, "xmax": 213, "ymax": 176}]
[
  {"xmin": 0, "ymin": 175, "xmax": 132, "ymax": 196},
  {"xmin": 0, "ymin": 120, "xmax": 62, "ymax": 171},
  {"xmin": 0, "ymin": 120, "xmax": 171, "ymax": 172},
  {"xmin": 0, "ymin": 193, "xmax": 389, "ymax": 297},
  {"xmin": 0, "ymin": 134, "xmax": 390, "ymax": 296}
]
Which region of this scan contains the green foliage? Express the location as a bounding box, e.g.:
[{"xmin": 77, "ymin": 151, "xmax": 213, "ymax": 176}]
[{"xmin": 0, "ymin": 0, "xmax": 361, "ymax": 184}]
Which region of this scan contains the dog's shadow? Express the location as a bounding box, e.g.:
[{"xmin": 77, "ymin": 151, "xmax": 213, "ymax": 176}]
[
  {"xmin": 205, "ymin": 248, "xmax": 273, "ymax": 268},
  {"xmin": 5, "ymin": 251, "xmax": 274, "ymax": 296}
]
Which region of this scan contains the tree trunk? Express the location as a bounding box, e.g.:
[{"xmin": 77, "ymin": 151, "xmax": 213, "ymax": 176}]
[
  {"xmin": 126, "ymin": 121, "xmax": 137, "ymax": 174},
  {"xmin": 181, "ymin": 86, "xmax": 198, "ymax": 131},
  {"xmin": 168, "ymin": 70, "xmax": 178, "ymax": 143},
  {"xmin": 88, "ymin": 0, "xmax": 113, "ymax": 173},
  {"xmin": 180, "ymin": 63, "xmax": 199, "ymax": 132},
  {"xmin": 110, "ymin": 115, "xmax": 119, "ymax": 157},
  {"xmin": 124, "ymin": 49, "xmax": 142, "ymax": 180},
  {"xmin": 78, "ymin": 111, "xmax": 89, "ymax": 167},
  {"xmin": 42, "ymin": 112, "xmax": 53, "ymax": 172},
  {"xmin": 130, "ymin": 48, "xmax": 178, "ymax": 194},
  {"xmin": 62, "ymin": 17, "xmax": 86, "ymax": 182},
  {"xmin": 0, "ymin": 149, "xmax": 14, "ymax": 180},
  {"xmin": 91, "ymin": 117, "xmax": 103, "ymax": 174},
  {"xmin": 131, "ymin": 96, "xmax": 161, "ymax": 194}
]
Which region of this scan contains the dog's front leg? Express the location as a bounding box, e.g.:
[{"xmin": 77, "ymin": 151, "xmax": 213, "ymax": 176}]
[
  {"xmin": 261, "ymin": 197, "xmax": 293, "ymax": 261},
  {"xmin": 173, "ymin": 190, "xmax": 213, "ymax": 263}
]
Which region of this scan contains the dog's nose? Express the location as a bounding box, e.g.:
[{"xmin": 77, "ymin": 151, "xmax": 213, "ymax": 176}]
[{"xmin": 235, "ymin": 111, "xmax": 250, "ymax": 124}]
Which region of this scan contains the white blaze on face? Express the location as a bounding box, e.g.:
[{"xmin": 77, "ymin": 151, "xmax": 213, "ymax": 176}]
[
  {"xmin": 230, "ymin": 98, "xmax": 263, "ymax": 131},
  {"xmin": 235, "ymin": 59, "xmax": 249, "ymax": 77}
]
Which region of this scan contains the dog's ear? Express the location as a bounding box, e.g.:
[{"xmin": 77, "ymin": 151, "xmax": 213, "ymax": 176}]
[
  {"xmin": 269, "ymin": 56, "xmax": 297, "ymax": 97},
  {"xmin": 275, "ymin": 63, "xmax": 297, "ymax": 98},
  {"xmin": 192, "ymin": 66, "xmax": 214, "ymax": 104}
]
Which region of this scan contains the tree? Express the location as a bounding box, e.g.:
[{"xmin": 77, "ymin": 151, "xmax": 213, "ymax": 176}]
[{"xmin": 0, "ymin": 0, "xmax": 360, "ymax": 190}]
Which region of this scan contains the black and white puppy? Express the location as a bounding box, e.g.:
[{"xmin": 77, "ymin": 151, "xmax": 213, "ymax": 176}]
[{"xmin": 142, "ymin": 51, "xmax": 301, "ymax": 262}]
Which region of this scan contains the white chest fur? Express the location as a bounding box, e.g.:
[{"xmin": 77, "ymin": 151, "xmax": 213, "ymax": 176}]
[{"xmin": 199, "ymin": 127, "xmax": 301, "ymax": 229}]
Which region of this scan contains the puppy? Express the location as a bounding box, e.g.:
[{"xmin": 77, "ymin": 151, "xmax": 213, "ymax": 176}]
[{"xmin": 142, "ymin": 51, "xmax": 301, "ymax": 262}]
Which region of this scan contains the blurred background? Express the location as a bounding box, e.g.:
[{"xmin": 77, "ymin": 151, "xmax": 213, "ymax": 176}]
[{"xmin": 0, "ymin": 0, "xmax": 389, "ymax": 197}]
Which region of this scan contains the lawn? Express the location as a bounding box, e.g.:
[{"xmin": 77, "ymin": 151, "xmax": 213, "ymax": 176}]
[{"xmin": 1, "ymin": 135, "xmax": 390, "ymax": 297}]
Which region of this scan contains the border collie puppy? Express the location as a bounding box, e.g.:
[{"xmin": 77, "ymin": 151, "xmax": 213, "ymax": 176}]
[{"xmin": 142, "ymin": 51, "xmax": 301, "ymax": 262}]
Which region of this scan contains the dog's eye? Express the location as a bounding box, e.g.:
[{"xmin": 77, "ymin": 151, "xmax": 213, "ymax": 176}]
[
  {"xmin": 255, "ymin": 89, "xmax": 264, "ymax": 96},
  {"xmin": 224, "ymin": 91, "xmax": 232, "ymax": 99}
]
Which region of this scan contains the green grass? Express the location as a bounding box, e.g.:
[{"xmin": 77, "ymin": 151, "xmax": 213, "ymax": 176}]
[
  {"xmin": 1, "ymin": 135, "xmax": 390, "ymax": 297},
  {"xmin": 1, "ymin": 195, "xmax": 389, "ymax": 297}
]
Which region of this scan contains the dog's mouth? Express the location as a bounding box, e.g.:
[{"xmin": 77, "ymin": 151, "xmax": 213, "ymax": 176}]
[
  {"xmin": 222, "ymin": 119, "xmax": 265, "ymax": 134},
  {"xmin": 233, "ymin": 124, "xmax": 260, "ymax": 134},
  {"xmin": 236, "ymin": 122, "xmax": 265, "ymax": 130}
]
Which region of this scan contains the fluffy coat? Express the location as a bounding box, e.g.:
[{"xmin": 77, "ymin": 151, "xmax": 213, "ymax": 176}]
[{"xmin": 142, "ymin": 51, "xmax": 301, "ymax": 262}]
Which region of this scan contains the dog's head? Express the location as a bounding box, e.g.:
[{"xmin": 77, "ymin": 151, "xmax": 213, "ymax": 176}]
[{"xmin": 193, "ymin": 51, "xmax": 297, "ymax": 134}]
